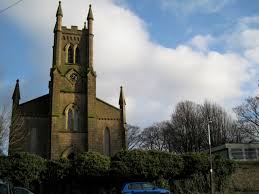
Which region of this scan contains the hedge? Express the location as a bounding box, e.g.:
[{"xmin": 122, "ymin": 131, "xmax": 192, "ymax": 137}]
[
  {"xmin": 0, "ymin": 152, "xmax": 46, "ymax": 188},
  {"xmin": 0, "ymin": 150, "xmax": 236, "ymax": 193},
  {"xmin": 111, "ymin": 150, "xmax": 184, "ymax": 181}
]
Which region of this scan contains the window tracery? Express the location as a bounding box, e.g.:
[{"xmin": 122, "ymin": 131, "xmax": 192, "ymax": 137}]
[{"xmin": 68, "ymin": 46, "xmax": 73, "ymax": 64}]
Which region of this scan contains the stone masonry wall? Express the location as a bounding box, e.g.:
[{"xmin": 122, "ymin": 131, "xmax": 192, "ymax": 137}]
[
  {"xmin": 22, "ymin": 116, "xmax": 49, "ymax": 158},
  {"xmin": 231, "ymin": 162, "xmax": 259, "ymax": 192},
  {"xmin": 50, "ymin": 132, "xmax": 87, "ymax": 158},
  {"xmin": 96, "ymin": 99, "xmax": 122, "ymax": 155}
]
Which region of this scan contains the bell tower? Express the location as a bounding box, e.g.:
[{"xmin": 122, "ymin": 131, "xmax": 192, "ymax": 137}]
[{"xmin": 49, "ymin": 2, "xmax": 96, "ymax": 159}]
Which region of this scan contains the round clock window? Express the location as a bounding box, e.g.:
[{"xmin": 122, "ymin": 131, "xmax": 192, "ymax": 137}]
[{"xmin": 70, "ymin": 73, "xmax": 78, "ymax": 82}]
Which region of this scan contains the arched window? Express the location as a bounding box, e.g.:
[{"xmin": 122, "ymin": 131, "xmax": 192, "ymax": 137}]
[
  {"xmin": 68, "ymin": 46, "xmax": 73, "ymax": 64},
  {"xmin": 74, "ymin": 110, "xmax": 79, "ymax": 131},
  {"xmin": 104, "ymin": 128, "xmax": 111, "ymax": 156},
  {"xmin": 67, "ymin": 109, "xmax": 73, "ymax": 130},
  {"xmin": 65, "ymin": 104, "xmax": 80, "ymax": 131},
  {"xmin": 75, "ymin": 47, "xmax": 80, "ymax": 64}
]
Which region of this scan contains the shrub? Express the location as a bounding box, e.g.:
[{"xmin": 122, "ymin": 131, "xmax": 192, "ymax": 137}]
[
  {"xmin": 0, "ymin": 150, "xmax": 236, "ymax": 194},
  {"xmin": 71, "ymin": 152, "xmax": 110, "ymax": 177},
  {"xmin": 214, "ymin": 154, "xmax": 237, "ymax": 191},
  {"xmin": 0, "ymin": 152, "xmax": 46, "ymax": 188},
  {"xmin": 111, "ymin": 150, "xmax": 184, "ymax": 181},
  {"xmin": 44, "ymin": 157, "xmax": 70, "ymax": 183},
  {"xmin": 181, "ymin": 152, "xmax": 209, "ymax": 178}
]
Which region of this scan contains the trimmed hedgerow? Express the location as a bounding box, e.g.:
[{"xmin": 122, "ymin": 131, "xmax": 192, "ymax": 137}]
[
  {"xmin": 110, "ymin": 150, "xmax": 184, "ymax": 181},
  {"xmin": 71, "ymin": 152, "xmax": 111, "ymax": 177},
  {"xmin": 0, "ymin": 152, "xmax": 46, "ymax": 188},
  {"xmin": 0, "ymin": 150, "xmax": 236, "ymax": 193}
]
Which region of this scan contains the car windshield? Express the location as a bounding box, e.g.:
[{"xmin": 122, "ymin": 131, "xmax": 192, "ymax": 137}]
[
  {"xmin": 14, "ymin": 187, "xmax": 34, "ymax": 194},
  {"xmin": 128, "ymin": 183, "xmax": 155, "ymax": 190},
  {"xmin": 0, "ymin": 184, "xmax": 8, "ymax": 194},
  {"xmin": 142, "ymin": 183, "xmax": 154, "ymax": 190},
  {"xmin": 128, "ymin": 183, "xmax": 142, "ymax": 190}
]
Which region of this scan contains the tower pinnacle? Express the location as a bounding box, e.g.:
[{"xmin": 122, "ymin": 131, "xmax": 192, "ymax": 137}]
[
  {"xmin": 119, "ymin": 86, "xmax": 126, "ymax": 106},
  {"xmin": 87, "ymin": 4, "xmax": 94, "ymax": 69},
  {"xmin": 56, "ymin": 1, "xmax": 63, "ymax": 17},
  {"xmin": 87, "ymin": 4, "xmax": 94, "ymax": 20},
  {"xmin": 12, "ymin": 79, "xmax": 20, "ymax": 103}
]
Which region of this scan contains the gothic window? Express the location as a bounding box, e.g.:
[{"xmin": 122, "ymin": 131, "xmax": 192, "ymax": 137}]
[
  {"xmin": 104, "ymin": 128, "xmax": 111, "ymax": 156},
  {"xmin": 67, "ymin": 109, "xmax": 73, "ymax": 130},
  {"xmin": 75, "ymin": 47, "xmax": 80, "ymax": 64},
  {"xmin": 74, "ymin": 110, "xmax": 79, "ymax": 131},
  {"xmin": 65, "ymin": 104, "xmax": 80, "ymax": 131},
  {"xmin": 68, "ymin": 46, "xmax": 73, "ymax": 64}
]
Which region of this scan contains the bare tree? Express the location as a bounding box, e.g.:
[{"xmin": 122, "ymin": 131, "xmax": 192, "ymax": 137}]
[
  {"xmin": 127, "ymin": 100, "xmax": 243, "ymax": 153},
  {"xmin": 140, "ymin": 122, "xmax": 168, "ymax": 151},
  {"xmin": 127, "ymin": 124, "xmax": 142, "ymax": 150},
  {"xmin": 200, "ymin": 100, "xmax": 235, "ymax": 147},
  {"xmin": 9, "ymin": 106, "xmax": 28, "ymax": 153},
  {"xmin": 169, "ymin": 101, "xmax": 204, "ymax": 153},
  {"xmin": 0, "ymin": 106, "xmax": 10, "ymax": 154},
  {"xmin": 226, "ymin": 121, "xmax": 247, "ymax": 143},
  {"xmin": 234, "ymin": 96, "xmax": 259, "ymax": 141},
  {"xmin": 0, "ymin": 105, "xmax": 27, "ymax": 154},
  {"xmin": 164, "ymin": 100, "xmax": 240, "ymax": 153}
]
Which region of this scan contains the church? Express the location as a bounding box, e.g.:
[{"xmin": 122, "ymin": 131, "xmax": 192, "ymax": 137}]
[{"xmin": 10, "ymin": 2, "xmax": 127, "ymax": 159}]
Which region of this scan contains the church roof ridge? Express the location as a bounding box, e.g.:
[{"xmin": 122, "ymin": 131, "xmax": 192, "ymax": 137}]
[
  {"xmin": 19, "ymin": 94, "xmax": 49, "ymax": 106},
  {"xmin": 96, "ymin": 97, "xmax": 120, "ymax": 111}
]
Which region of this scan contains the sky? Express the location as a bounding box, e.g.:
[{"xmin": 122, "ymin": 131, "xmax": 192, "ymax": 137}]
[{"xmin": 0, "ymin": 0, "xmax": 259, "ymax": 127}]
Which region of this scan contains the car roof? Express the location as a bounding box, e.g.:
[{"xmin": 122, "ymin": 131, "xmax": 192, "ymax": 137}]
[
  {"xmin": 14, "ymin": 187, "xmax": 30, "ymax": 191},
  {"xmin": 124, "ymin": 182, "xmax": 151, "ymax": 184},
  {"xmin": 123, "ymin": 182, "xmax": 152, "ymax": 188}
]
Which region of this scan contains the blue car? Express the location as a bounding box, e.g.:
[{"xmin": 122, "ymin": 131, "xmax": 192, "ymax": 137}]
[{"xmin": 122, "ymin": 182, "xmax": 170, "ymax": 194}]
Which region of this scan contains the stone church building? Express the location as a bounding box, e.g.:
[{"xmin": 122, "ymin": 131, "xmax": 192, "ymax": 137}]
[{"xmin": 10, "ymin": 2, "xmax": 126, "ymax": 159}]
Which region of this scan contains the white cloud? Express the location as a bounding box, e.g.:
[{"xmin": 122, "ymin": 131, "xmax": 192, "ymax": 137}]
[
  {"xmin": 227, "ymin": 29, "xmax": 259, "ymax": 49},
  {"xmin": 1, "ymin": 0, "xmax": 257, "ymax": 127},
  {"xmin": 161, "ymin": 0, "xmax": 234, "ymax": 14},
  {"xmin": 189, "ymin": 35, "xmax": 215, "ymax": 51},
  {"xmin": 222, "ymin": 15, "xmax": 259, "ymax": 51},
  {"xmin": 245, "ymin": 47, "xmax": 259, "ymax": 64},
  {"xmin": 239, "ymin": 16, "xmax": 259, "ymax": 26},
  {"xmin": 219, "ymin": 16, "xmax": 259, "ymax": 88}
]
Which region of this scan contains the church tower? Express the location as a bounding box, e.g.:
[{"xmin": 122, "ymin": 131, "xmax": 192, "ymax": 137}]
[
  {"xmin": 10, "ymin": 2, "xmax": 126, "ymax": 159},
  {"xmin": 48, "ymin": 2, "xmax": 126, "ymax": 159},
  {"xmin": 49, "ymin": 2, "xmax": 95, "ymax": 159}
]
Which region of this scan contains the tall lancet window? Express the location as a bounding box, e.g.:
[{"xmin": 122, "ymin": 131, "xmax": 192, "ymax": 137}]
[
  {"xmin": 74, "ymin": 110, "xmax": 79, "ymax": 131},
  {"xmin": 68, "ymin": 46, "xmax": 73, "ymax": 64},
  {"xmin": 67, "ymin": 109, "xmax": 73, "ymax": 130},
  {"xmin": 104, "ymin": 128, "xmax": 111, "ymax": 156},
  {"xmin": 75, "ymin": 47, "xmax": 80, "ymax": 64}
]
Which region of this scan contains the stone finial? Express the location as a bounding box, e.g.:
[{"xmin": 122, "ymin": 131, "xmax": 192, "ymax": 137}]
[
  {"xmin": 87, "ymin": 4, "xmax": 94, "ymax": 20},
  {"xmin": 56, "ymin": 1, "xmax": 63, "ymax": 17},
  {"xmin": 119, "ymin": 86, "xmax": 126, "ymax": 106}
]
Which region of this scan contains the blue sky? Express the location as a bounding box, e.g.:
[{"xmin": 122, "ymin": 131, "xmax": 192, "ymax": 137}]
[
  {"xmin": 125, "ymin": 0, "xmax": 259, "ymax": 49},
  {"xmin": 1, "ymin": 0, "xmax": 259, "ymax": 127}
]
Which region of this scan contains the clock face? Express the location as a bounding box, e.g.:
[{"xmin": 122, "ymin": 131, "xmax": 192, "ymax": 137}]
[{"xmin": 70, "ymin": 73, "xmax": 78, "ymax": 82}]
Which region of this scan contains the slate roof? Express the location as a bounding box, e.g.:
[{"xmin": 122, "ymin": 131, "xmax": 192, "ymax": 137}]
[{"xmin": 19, "ymin": 94, "xmax": 49, "ymax": 117}]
